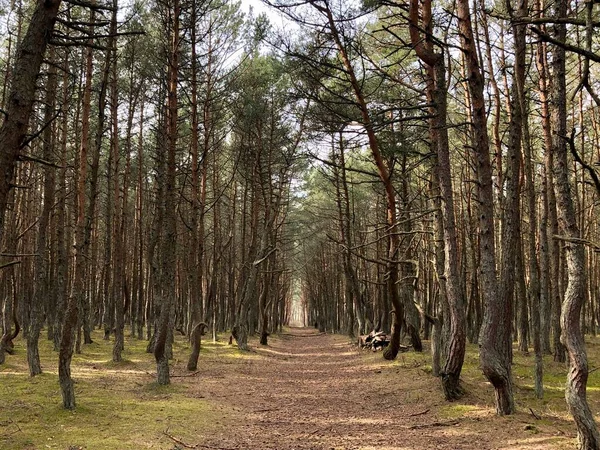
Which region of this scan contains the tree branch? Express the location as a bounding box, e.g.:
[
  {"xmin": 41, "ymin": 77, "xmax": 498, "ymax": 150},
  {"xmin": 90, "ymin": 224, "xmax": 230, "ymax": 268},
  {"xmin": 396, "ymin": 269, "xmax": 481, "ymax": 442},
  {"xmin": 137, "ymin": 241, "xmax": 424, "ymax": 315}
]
[
  {"xmin": 530, "ymin": 27, "xmax": 600, "ymax": 63},
  {"xmin": 562, "ymin": 129, "xmax": 600, "ymax": 197}
]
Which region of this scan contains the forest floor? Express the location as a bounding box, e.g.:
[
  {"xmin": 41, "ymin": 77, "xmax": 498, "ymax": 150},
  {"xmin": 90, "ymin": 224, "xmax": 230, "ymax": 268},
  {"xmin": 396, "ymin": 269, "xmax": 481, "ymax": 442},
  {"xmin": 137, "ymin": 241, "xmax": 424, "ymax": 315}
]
[{"xmin": 0, "ymin": 327, "xmax": 596, "ymax": 449}]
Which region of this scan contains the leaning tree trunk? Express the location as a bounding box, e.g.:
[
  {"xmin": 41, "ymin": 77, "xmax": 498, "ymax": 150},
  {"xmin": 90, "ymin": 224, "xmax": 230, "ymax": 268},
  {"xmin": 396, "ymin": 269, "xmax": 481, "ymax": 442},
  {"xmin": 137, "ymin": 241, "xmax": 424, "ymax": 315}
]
[
  {"xmin": 318, "ymin": 3, "xmax": 404, "ymax": 359},
  {"xmin": 0, "ymin": 0, "xmax": 62, "ymax": 245},
  {"xmin": 551, "ymin": 1, "xmax": 600, "ymax": 446}
]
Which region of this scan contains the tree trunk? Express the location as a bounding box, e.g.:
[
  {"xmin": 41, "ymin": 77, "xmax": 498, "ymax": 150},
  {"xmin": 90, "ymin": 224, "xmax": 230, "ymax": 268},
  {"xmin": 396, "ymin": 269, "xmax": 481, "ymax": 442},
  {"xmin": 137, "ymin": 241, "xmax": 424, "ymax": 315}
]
[
  {"xmin": 59, "ymin": 5, "xmax": 99, "ymax": 409},
  {"xmin": 551, "ymin": 1, "xmax": 600, "ymax": 446},
  {"xmin": 315, "ymin": 2, "xmax": 404, "ymax": 358},
  {"xmin": 456, "ymin": 0, "xmax": 514, "ymax": 415},
  {"xmin": 409, "ymin": 0, "xmax": 465, "ymax": 399},
  {"xmin": 187, "ymin": 322, "xmax": 207, "ymax": 371},
  {"xmin": 154, "ymin": 0, "xmax": 180, "ymax": 385},
  {"xmin": 109, "ymin": 0, "xmax": 125, "ymax": 363},
  {"xmin": 28, "ymin": 46, "xmax": 58, "ymax": 376},
  {"xmin": 0, "ymin": 0, "xmax": 62, "ymax": 244}
]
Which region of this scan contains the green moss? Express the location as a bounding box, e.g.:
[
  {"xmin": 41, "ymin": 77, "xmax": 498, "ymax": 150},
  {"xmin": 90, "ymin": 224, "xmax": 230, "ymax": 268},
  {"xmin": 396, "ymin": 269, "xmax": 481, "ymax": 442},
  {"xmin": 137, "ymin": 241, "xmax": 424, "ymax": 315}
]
[
  {"xmin": 0, "ymin": 330, "xmax": 229, "ymax": 450},
  {"xmin": 439, "ymin": 404, "xmax": 480, "ymax": 419}
]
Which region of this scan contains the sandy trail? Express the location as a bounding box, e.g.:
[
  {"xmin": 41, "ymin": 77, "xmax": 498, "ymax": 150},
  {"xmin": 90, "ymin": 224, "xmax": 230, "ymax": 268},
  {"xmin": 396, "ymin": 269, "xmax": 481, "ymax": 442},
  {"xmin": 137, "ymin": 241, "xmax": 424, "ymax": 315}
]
[{"xmin": 185, "ymin": 328, "xmax": 572, "ymax": 450}]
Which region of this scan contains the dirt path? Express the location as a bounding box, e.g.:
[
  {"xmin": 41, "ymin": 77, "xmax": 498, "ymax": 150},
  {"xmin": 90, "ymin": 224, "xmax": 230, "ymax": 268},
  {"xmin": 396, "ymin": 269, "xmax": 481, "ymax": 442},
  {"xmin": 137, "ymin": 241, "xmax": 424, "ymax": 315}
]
[{"xmin": 180, "ymin": 328, "xmax": 573, "ymax": 450}]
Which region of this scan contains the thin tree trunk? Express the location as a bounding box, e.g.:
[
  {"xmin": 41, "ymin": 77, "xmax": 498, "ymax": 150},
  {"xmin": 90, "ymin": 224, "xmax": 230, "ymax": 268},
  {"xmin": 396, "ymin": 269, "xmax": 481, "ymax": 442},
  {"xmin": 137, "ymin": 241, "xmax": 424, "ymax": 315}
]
[
  {"xmin": 456, "ymin": 0, "xmax": 514, "ymax": 415},
  {"xmin": 110, "ymin": 0, "xmax": 125, "ymax": 362},
  {"xmin": 155, "ymin": 0, "xmax": 180, "ymax": 385},
  {"xmin": 27, "ymin": 47, "xmax": 58, "ymax": 376}
]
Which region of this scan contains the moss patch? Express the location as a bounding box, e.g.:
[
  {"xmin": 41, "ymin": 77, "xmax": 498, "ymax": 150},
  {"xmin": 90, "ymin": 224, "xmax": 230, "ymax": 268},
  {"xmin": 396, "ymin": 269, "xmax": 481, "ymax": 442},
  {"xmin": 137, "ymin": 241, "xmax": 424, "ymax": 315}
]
[
  {"xmin": 0, "ymin": 330, "xmax": 231, "ymax": 450},
  {"xmin": 439, "ymin": 403, "xmax": 482, "ymax": 419}
]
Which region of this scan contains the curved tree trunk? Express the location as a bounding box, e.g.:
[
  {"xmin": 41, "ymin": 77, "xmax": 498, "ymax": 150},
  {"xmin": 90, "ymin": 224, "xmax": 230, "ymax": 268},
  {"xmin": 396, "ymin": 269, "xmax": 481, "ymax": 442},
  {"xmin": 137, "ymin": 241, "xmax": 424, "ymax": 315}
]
[
  {"xmin": 550, "ymin": 0, "xmax": 600, "ymax": 446},
  {"xmin": 187, "ymin": 322, "xmax": 207, "ymax": 371},
  {"xmin": 408, "ymin": 0, "xmax": 465, "ymax": 399},
  {"xmin": 456, "ymin": 0, "xmax": 514, "ymax": 415}
]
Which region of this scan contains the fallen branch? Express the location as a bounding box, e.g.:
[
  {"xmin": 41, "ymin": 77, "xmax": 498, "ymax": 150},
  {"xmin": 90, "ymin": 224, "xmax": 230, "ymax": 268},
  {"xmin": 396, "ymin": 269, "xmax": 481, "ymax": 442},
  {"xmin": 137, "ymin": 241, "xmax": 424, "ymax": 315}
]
[
  {"xmin": 163, "ymin": 427, "xmax": 237, "ymax": 450},
  {"xmin": 171, "ymin": 370, "xmax": 201, "ymax": 378},
  {"xmin": 407, "ymin": 419, "xmax": 459, "ymax": 429},
  {"xmin": 409, "ymin": 408, "xmax": 430, "ymax": 417},
  {"xmin": 529, "ymin": 408, "xmax": 541, "ymax": 420},
  {"xmin": 163, "ymin": 428, "xmax": 197, "ymax": 448}
]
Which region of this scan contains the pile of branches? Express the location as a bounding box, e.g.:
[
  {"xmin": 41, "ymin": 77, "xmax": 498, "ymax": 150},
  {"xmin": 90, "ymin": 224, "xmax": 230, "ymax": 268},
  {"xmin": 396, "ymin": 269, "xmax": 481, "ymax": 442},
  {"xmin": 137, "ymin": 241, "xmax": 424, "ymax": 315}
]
[{"xmin": 359, "ymin": 331, "xmax": 390, "ymax": 351}]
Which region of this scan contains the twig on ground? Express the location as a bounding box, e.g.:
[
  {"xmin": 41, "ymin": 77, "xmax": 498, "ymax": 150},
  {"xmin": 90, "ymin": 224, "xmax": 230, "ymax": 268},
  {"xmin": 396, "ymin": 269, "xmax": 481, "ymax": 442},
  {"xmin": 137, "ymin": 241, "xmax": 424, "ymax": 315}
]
[
  {"xmin": 163, "ymin": 428, "xmax": 197, "ymax": 448},
  {"xmin": 407, "ymin": 420, "xmax": 459, "ymax": 429},
  {"xmin": 171, "ymin": 370, "xmax": 201, "ymax": 378},
  {"xmin": 0, "ymin": 419, "xmax": 22, "ymax": 438},
  {"xmin": 409, "ymin": 408, "xmax": 430, "ymax": 417},
  {"xmin": 529, "ymin": 408, "xmax": 541, "ymax": 420},
  {"xmin": 163, "ymin": 428, "xmax": 237, "ymax": 450}
]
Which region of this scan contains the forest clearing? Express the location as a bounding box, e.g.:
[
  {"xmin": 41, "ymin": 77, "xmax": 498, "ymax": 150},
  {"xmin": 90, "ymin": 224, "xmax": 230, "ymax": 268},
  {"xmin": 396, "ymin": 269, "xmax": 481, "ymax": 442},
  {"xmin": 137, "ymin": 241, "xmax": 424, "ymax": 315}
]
[{"xmin": 0, "ymin": 328, "xmax": 595, "ymax": 449}]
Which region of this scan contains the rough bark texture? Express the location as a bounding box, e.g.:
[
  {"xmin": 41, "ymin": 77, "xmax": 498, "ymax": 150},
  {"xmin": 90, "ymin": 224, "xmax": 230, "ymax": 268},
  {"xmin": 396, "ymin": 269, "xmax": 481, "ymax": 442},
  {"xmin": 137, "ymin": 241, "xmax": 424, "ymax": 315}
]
[
  {"xmin": 551, "ymin": 0, "xmax": 600, "ymax": 446},
  {"xmin": 409, "ymin": 0, "xmax": 465, "ymax": 399},
  {"xmin": 0, "ymin": 0, "xmax": 62, "ymax": 242},
  {"xmin": 109, "ymin": 0, "xmax": 125, "ymax": 363},
  {"xmin": 456, "ymin": 0, "xmax": 513, "ymax": 415},
  {"xmin": 154, "ymin": 0, "xmax": 180, "ymax": 386},
  {"xmin": 187, "ymin": 322, "xmax": 207, "ymax": 371}
]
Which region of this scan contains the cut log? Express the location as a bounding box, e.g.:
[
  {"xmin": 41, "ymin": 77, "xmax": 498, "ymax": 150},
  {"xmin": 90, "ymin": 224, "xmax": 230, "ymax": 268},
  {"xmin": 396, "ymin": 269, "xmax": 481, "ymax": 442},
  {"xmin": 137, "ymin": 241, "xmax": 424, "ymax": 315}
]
[{"xmin": 359, "ymin": 330, "xmax": 393, "ymax": 351}]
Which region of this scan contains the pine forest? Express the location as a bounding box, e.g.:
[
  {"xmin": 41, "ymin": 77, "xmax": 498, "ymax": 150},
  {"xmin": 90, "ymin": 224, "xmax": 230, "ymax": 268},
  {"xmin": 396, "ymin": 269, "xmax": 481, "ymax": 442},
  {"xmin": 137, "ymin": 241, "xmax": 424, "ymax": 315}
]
[{"xmin": 1, "ymin": 0, "xmax": 600, "ymax": 448}]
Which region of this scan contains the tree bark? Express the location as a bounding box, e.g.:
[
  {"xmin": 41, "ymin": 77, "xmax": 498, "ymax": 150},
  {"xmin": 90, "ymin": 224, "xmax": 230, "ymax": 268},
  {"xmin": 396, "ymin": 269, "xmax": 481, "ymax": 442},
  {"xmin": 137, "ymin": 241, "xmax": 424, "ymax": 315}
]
[
  {"xmin": 0, "ymin": 0, "xmax": 62, "ymax": 245},
  {"xmin": 456, "ymin": 0, "xmax": 514, "ymax": 415},
  {"xmin": 28, "ymin": 46, "xmax": 58, "ymax": 376},
  {"xmin": 551, "ymin": 0, "xmax": 600, "ymax": 446},
  {"xmin": 154, "ymin": 0, "xmax": 180, "ymax": 385},
  {"xmin": 187, "ymin": 322, "xmax": 207, "ymax": 371},
  {"xmin": 409, "ymin": 0, "xmax": 465, "ymax": 398},
  {"xmin": 311, "ymin": 2, "xmax": 404, "ymax": 358}
]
